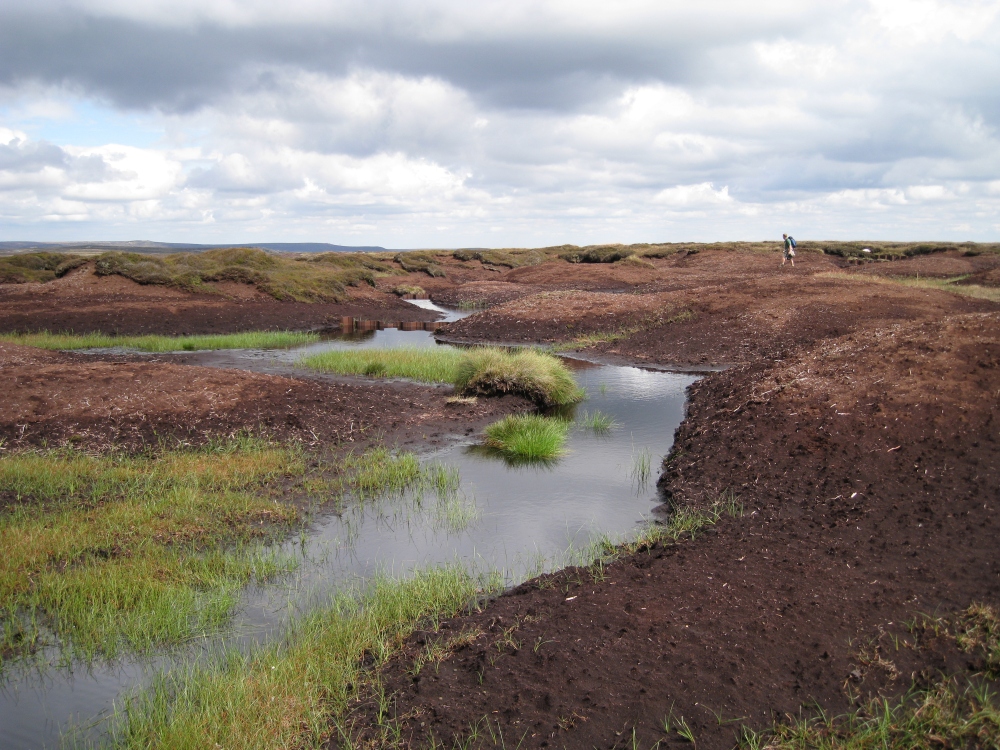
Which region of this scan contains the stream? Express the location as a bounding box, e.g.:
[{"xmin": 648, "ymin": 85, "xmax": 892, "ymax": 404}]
[{"xmin": 0, "ymin": 300, "xmax": 698, "ymax": 749}]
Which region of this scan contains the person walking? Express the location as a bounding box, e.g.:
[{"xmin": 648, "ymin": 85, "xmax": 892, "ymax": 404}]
[{"xmin": 782, "ymin": 233, "xmax": 796, "ymax": 267}]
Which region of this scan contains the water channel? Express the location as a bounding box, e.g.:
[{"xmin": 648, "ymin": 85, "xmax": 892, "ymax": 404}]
[{"xmin": 0, "ymin": 301, "xmax": 698, "ymax": 749}]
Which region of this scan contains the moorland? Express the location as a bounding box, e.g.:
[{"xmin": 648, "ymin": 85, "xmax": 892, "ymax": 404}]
[{"xmin": 0, "ymin": 241, "xmax": 998, "ymax": 749}]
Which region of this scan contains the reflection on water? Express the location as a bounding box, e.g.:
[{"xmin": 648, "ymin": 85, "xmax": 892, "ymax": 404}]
[{"xmin": 0, "ymin": 300, "xmax": 697, "ymax": 750}]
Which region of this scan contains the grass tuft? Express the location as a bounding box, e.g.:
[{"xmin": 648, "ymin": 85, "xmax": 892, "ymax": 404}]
[
  {"xmin": 300, "ymin": 346, "xmax": 584, "ymax": 408},
  {"xmin": 483, "ymin": 414, "xmax": 569, "ymax": 461},
  {"xmin": 0, "ymin": 330, "xmax": 319, "ymax": 352},
  {"xmin": 454, "ymin": 348, "xmax": 584, "ymax": 408},
  {"xmin": 576, "ymin": 409, "xmax": 618, "ymax": 433}
]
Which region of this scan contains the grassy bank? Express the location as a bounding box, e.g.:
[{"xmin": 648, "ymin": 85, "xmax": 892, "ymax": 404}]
[
  {"xmin": 483, "ymin": 414, "xmax": 569, "ymax": 461},
  {"xmin": 98, "ymin": 497, "xmax": 744, "ymax": 750},
  {"xmin": 0, "ymin": 330, "xmax": 319, "ymax": 352},
  {"xmin": 102, "ymin": 566, "xmax": 501, "ymax": 750},
  {"xmin": 93, "ymin": 247, "xmax": 400, "ymax": 302},
  {"xmin": 300, "ymin": 345, "xmax": 584, "ymax": 407},
  {"xmin": 0, "ymin": 438, "xmax": 302, "ymax": 665}
]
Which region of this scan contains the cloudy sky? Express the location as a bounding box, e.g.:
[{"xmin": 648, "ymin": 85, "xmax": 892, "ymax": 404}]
[{"xmin": 1, "ymin": 0, "xmax": 998, "ymax": 246}]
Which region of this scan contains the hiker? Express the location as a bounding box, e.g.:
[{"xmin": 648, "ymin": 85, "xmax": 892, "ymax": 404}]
[{"xmin": 782, "ymin": 233, "xmax": 796, "ymax": 267}]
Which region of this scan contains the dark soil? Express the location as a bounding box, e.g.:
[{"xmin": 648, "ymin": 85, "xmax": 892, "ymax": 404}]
[
  {"xmin": 3, "ymin": 246, "xmax": 999, "ymax": 748},
  {"xmin": 0, "ymin": 342, "xmax": 530, "ymax": 453},
  {"xmin": 0, "ymin": 265, "xmax": 439, "ymax": 336},
  {"xmin": 335, "ymin": 294, "xmax": 1000, "ymax": 746}
]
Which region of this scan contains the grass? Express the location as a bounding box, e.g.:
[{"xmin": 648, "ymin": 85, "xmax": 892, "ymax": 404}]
[
  {"xmin": 482, "ymin": 414, "xmax": 570, "ymax": 461},
  {"xmin": 0, "ymin": 437, "xmax": 303, "ymax": 666},
  {"xmin": 0, "ymin": 330, "xmax": 319, "ymax": 352},
  {"xmin": 739, "ymin": 679, "xmax": 1000, "ymax": 750},
  {"xmin": 575, "ymin": 409, "xmax": 618, "ymax": 433},
  {"xmin": 738, "ymin": 603, "xmax": 1000, "ymax": 749},
  {"xmin": 631, "ymin": 447, "xmax": 653, "ymax": 489},
  {"xmin": 99, "ymin": 565, "xmax": 502, "ymax": 750},
  {"xmin": 819, "ymin": 271, "xmax": 1000, "ymax": 303},
  {"xmin": 300, "ymin": 346, "xmax": 585, "ymax": 408},
  {"xmin": 92, "ymin": 247, "xmax": 396, "ymax": 302},
  {"xmin": 299, "ymin": 346, "xmax": 462, "ymax": 383},
  {"xmin": 0, "ymin": 252, "xmax": 88, "ymax": 283},
  {"xmin": 392, "ymin": 284, "xmax": 426, "ymax": 297}
]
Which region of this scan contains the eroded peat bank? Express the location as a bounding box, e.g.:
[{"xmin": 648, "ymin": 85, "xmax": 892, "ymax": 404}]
[{"xmin": 0, "ymin": 242, "xmax": 998, "ymax": 748}]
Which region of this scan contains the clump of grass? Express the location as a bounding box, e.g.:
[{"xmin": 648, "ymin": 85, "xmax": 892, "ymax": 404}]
[
  {"xmin": 631, "ymin": 447, "xmax": 653, "ymax": 488},
  {"xmin": 93, "ymin": 247, "xmax": 388, "ymax": 302},
  {"xmin": 483, "ymin": 414, "xmax": 569, "ymax": 461},
  {"xmin": 301, "ymin": 346, "xmax": 584, "ymax": 408},
  {"xmin": 576, "ymin": 409, "xmax": 618, "ymax": 433},
  {"xmin": 392, "ymin": 284, "xmax": 426, "ymax": 297},
  {"xmin": 104, "ymin": 565, "xmax": 502, "ymax": 750},
  {"xmin": 395, "ymin": 251, "xmax": 448, "ymax": 277},
  {"xmin": 0, "ymin": 252, "xmax": 88, "ymax": 283},
  {"xmin": 454, "ymin": 348, "xmax": 584, "ymax": 408},
  {"xmin": 0, "ymin": 438, "xmax": 303, "ymax": 665},
  {"xmin": 0, "ymin": 330, "xmax": 319, "ymax": 352}
]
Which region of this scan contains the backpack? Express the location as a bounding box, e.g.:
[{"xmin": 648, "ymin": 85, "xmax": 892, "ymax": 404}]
[{"xmin": 789, "ymin": 236, "xmax": 797, "ymax": 248}]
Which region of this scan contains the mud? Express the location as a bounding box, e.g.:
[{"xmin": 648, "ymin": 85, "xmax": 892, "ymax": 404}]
[
  {"xmin": 2, "ymin": 246, "xmax": 999, "ymax": 748},
  {"xmin": 0, "ymin": 264, "xmax": 439, "ymax": 335},
  {"xmin": 0, "ymin": 342, "xmax": 529, "ymax": 453}
]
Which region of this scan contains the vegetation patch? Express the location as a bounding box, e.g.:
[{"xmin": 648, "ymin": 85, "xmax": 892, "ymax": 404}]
[
  {"xmin": 0, "ymin": 437, "xmax": 302, "ymax": 665},
  {"xmin": 454, "ymin": 348, "xmax": 584, "ymax": 408},
  {"xmin": 575, "ymin": 409, "xmax": 618, "ymax": 434},
  {"xmin": 560, "ymin": 244, "xmax": 637, "ymax": 264},
  {"xmin": 0, "ymin": 330, "xmax": 319, "ymax": 352},
  {"xmin": 737, "ymin": 603, "xmax": 1000, "ymax": 750},
  {"xmin": 103, "ymin": 565, "xmax": 501, "ymax": 750},
  {"xmin": 483, "ymin": 414, "xmax": 569, "ymax": 461},
  {"xmin": 392, "ymin": 284, "xmax": 426, "ymax": 297},
  {"xmin": 300, "ymin": 346, "xmax": 584, "ymax": 408},
  {"xmin": 93, "ymin": 247, "xmax": 385, "ymax": 302},
  {"xmin": 395, "ymin": 251, "xmax": 448, "ymax": 277},
  {"xmin": 0, "ymin": 253, "xmax": 88, "ymax": 283}
]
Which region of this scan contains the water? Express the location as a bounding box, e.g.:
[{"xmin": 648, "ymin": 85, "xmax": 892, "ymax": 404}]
[{"xmin": 0, "ymin": 301, "xmax": 697, "ymax": 749}]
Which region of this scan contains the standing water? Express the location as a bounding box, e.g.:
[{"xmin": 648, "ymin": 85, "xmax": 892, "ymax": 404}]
[{"xmin": 0, "ymin": 301, "xmax": 697, "ymax": 749}]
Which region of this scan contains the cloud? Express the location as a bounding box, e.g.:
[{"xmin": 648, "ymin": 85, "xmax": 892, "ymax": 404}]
[{"xmin": 0, "ymin": 1, "xmax": 998, "ymax": 243}]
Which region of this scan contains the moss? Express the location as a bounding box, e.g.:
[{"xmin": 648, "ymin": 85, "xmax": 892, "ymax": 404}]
[{"xmin": 0, "ymin": 253, "xmax": 88, "ymax": 283}]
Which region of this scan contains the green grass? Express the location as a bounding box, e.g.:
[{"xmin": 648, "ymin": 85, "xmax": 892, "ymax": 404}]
[
  {"xmin": 482, "ymin": 414, "xmax": 570, "ymax": 461},
  {"xmin": 392, "ymin": 284, "xmax": 426, "ymax": 297},
  {"xmin": 299, "ymin": 346, "xmax": 463, "ymax": 383},
  {"xmin": 0, "ymin": 330, "xmax": 319, "ymax": 352},
  {"xmin": 99, "ymin": 565, "xmax": 502, "ymax": 750},
  {"xmin": 0, "ymin": 437, "xmax": 303, "ymax": 665},
  {"xmin": 551, "ymin": 311, "xmax": 693, "ymax": 353},
  {"xmin": 454, "ymin": 348, "xmax": 584, "ymax": 408},
  {"xmin": 300, "ymin": 346, "xmax": 585, "ymax": 408},
  {"xmin": 576, "ymin": 409, "xmax": 618, "ymax": 433}
]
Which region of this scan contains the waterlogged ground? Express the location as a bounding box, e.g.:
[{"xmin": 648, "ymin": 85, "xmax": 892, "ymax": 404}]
[{"xmin": 0, "ymin": 302, "xmax": 695, "ymax": 749}]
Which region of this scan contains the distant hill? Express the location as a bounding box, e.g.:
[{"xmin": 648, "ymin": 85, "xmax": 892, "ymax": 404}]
[{"xmin": 0, "ymin": 241, "xmax": 391, "ymax": 255}]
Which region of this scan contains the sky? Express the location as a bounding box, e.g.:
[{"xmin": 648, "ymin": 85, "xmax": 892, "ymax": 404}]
[{"xmin": 1, "ymin": 0, "xmax": 998, "ymax": 247}]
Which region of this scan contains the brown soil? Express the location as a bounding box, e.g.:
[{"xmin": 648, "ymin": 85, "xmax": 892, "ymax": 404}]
[
  {"xmin": 440, "ymin": 250, "xmax": 996, "ymax": 367},
  {"xmin": 0, "ymin": 342, "xmax": 529, "ymax": 453},
  {"xmin": 330, "ymin": 251, "xmax": 1000, "ymax": 748},
  {"xmin": 2, "ymin": 246, "xmax": 999, "ymax": 748},
  {"xmin": 0, "ymin": 264, "xmax": 440, "ymax": 335}
]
